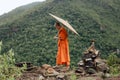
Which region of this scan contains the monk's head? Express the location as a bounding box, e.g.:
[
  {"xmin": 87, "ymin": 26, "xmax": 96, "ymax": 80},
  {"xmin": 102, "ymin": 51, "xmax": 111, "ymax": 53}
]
[{"xmin": 55, "ymin": 22, "xmax": 61, "ymax": 30}]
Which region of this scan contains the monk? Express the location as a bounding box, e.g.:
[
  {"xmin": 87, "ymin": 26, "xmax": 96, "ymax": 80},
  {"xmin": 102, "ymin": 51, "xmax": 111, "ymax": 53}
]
[{"xmin": 54, "ymin": 22, "xmax": 70, "ymax": 70}]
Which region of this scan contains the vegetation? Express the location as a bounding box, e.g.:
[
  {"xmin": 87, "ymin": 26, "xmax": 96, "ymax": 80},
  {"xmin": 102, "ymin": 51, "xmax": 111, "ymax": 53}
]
[
  {"xmin": 70, "ymin": 73, "xmax": 77, "ymax": 80},
  {"xmin": 107, "ymin": 53, "xmax": 120, "ymax": 76},
  {"xmin": 0, "ymin": 0, "xmax": 120, "ymax": 66},
  {"xmin": 0, "ymin": 41, "xmax": 26, "ymax": 80}
]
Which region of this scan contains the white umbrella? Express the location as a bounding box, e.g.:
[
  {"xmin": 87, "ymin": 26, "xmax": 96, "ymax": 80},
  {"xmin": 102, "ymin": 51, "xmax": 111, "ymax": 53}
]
[{"xmin": 49, "ymin": 13, "xmax": 79, "ymax": 36}]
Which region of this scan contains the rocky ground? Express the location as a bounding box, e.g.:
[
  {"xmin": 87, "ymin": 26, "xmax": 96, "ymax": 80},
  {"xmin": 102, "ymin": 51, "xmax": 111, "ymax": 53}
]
[{"xmin": 15, "ymin": 64, "xmax": 120, "ymax": 80}]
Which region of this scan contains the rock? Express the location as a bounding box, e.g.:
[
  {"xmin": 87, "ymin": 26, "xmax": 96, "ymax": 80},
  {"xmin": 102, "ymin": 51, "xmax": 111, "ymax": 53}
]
[
  {"xmin": 84, "ymin": 58, "xmax": 92, "ymax": 62},
  {"xmin": 47, "ymin": 67, "xmax": 55, "ymax": 74},
  {"xmin": 95, "ymin": 58, "xmax": 109, "ymax": 73},
  {"xmin": 94, "ymin": 72, "xmax": 104, "ymax": 77},
  {"xmin": 77, "ymin": 60, "xmax": 84, "ymax": 67},
  {"xmin": 53, "ymin": 65, "xmax": 63, "ymax": 72},
  {"xmin": 94, "ymin": 58, "xmax": 102, "ymax": 63},
  {"xmin": 84, "ymin": 61, "xmax": 95, "ymax": 68},
  {"xmin": 105, "ymin": 73, "xmax": 111, "ymax": 78},
  {"xmin": 104, "ymin": 73, "xmax": 111, "ymax": 78},
  {"xmin": 86, "ymin": 68, "xmax": 96, "ymax": 74},
  {"xmin": 42, "ymin": 64, "xmax": 51, "ymax": 70},
  {"xmin": 96, "ymin": 62, "xmax": 109, "ymax": 73},
  {"xmin": 53, "ymin": 71, "xmax": 59, "ymax": 75},
  {"xmin": 39, "ymin": 68, "xmax": 47, "ymax": 76},
  {"xmin": 94, "ymin": 50, "xmax": 99, "ymax": 56},
  {"xmin": 101, "ymin": 73, "xmax": 111, "ymax": 79},
  {"xmin": 38, "ymin": 75, "xmax": 45, "ymax": 80},
  {"xmin": 47, "ymin": 67, "xmax": 59, "ymax": 75},
  {"xmin": 15, "ymin": 62, "xmax": 33, "ymax": 68},
  {"xmin": 47, "ymin": 77, "xmax": 56, "ymax": 80},
  {"xmin": 56, "ymin": 74, "xmax": 66, "ymax": 80},
  {"xmin": 75, "ymin": 67, "xmax": 84, "ymax": 73}
]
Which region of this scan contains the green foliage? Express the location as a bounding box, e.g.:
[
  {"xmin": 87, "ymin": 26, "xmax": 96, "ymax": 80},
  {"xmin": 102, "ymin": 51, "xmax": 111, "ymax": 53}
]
[
  {"xmin": 0, "ymin": 41, "xmax": 26, "ymax": 80},
  {"xmin": 107, "ymin": 53, "xmax": 120, "ymax": 76},
  {"xmin": 0, "ymin": 0, "xmax": 120, "ymax": 66},
  {"xmin": 109, "ymin": 66, "xmax": 120, "ymax": 76},
  {"xmin": 70, "ymin": 73, "xmax": 77, "ymax": 80},
  {"xmin": 107, "ymin": 53, "xmax": 119, "ymax": 66}
]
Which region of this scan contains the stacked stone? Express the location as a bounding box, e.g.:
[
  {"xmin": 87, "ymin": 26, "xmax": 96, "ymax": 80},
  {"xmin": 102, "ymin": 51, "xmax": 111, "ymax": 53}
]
[{"xmin": 76, "ymin": 41, "xmax": 109, "ymax": 75}]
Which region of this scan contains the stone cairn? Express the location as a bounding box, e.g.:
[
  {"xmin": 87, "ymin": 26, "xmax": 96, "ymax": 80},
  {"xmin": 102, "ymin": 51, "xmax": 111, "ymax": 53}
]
[{"xmin": 76, "ymin": 40, "xmax": 109, "ymax": 75}]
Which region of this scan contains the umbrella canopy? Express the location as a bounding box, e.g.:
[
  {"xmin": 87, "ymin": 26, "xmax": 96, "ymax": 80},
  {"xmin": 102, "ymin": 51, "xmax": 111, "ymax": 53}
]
[{"xmin": 49, "ymin": 13, "xmax": 79, "ymax": 36}]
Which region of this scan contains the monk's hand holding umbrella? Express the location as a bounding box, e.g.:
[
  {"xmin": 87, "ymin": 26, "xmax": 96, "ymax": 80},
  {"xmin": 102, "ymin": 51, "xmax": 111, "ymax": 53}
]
[{"xmin": 53, "ymin": 36, "xmax": 58, "ymax": 39}]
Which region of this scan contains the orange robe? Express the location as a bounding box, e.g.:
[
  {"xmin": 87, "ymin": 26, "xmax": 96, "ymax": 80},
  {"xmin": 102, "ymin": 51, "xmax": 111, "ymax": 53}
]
[{"xmin": 56, "ymin": 27, "xmax": 70, "ymax": 66}]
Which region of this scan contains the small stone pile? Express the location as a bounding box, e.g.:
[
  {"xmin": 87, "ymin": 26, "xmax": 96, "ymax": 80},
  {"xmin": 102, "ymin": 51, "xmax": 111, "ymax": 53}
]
[{"xmin": 76, "ymin": 41, "xmax": 109, "ymax": 75}]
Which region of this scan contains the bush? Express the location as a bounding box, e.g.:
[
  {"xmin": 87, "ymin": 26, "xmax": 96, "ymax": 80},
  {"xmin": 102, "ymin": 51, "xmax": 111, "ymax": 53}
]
[
  {"xmin": 70, "ymin": 73, "xmax": 77, "ymax": 80},
  {"xmin": 107, "ymin": 53, "xmax": 120, "ymax": 76},
  {"xmin": 0, "ymin": 41, "xmax": 26, "ymax": 80}
]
